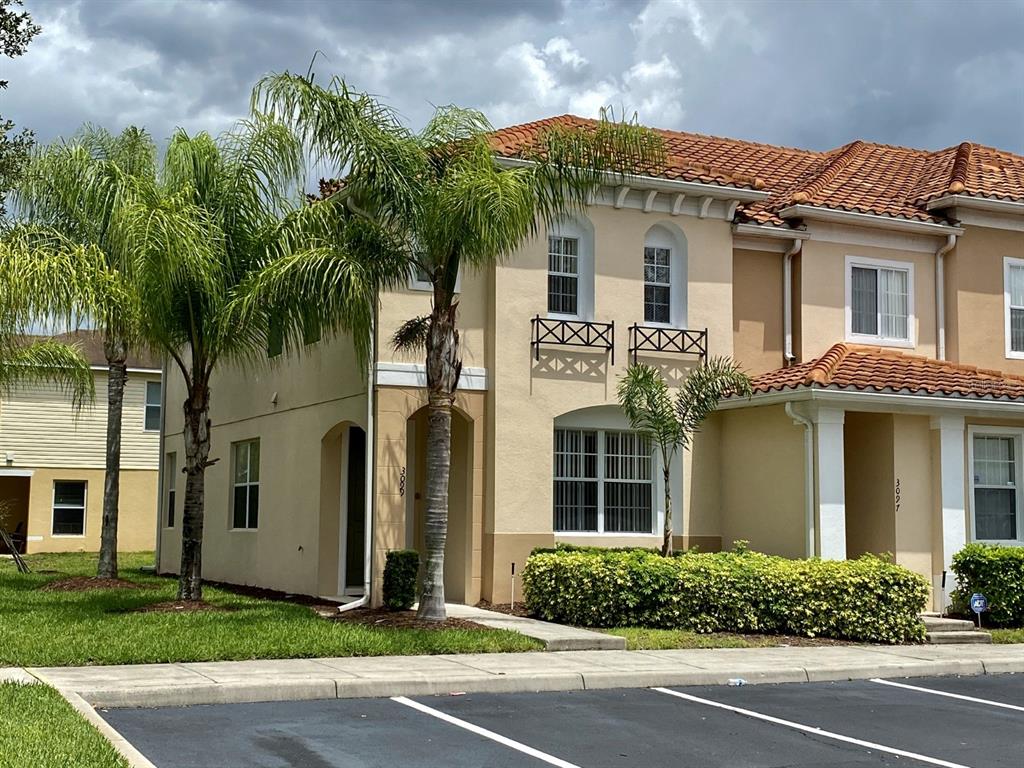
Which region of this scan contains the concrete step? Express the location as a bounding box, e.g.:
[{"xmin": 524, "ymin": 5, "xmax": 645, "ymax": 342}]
[
  {"xmin": 922, "ymin": 616, "xmax": 977, "ymax": 632},
  {"xmin": 925, "ymin": 630, "xmax": 992, "ymax": 644}
]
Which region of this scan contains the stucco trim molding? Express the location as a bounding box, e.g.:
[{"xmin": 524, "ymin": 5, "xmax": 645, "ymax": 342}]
[
  {"xmin": 778, "ymin": 204, "xmax": 965, "ymax": 236},
  {"xmin": 719, "ymin": 387, "xmax": 1024, "ymax": 416},
  {"xmin": 375, "ymin": 362, "xmax": 488, "ymax": 391},
  {"xmin": 0, "ymin": 468, "xmax": 34, "ymax": 477}
]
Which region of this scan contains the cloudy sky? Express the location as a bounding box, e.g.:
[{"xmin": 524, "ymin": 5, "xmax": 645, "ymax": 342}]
[{"xmin": 4, "ymin": 0, "xmax": 1024, "ymax": 157}]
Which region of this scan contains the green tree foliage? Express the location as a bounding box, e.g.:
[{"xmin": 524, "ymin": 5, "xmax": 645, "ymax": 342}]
[{"xmin": 0, "ymin": 0, "xmax": 42, "ymax": 217}]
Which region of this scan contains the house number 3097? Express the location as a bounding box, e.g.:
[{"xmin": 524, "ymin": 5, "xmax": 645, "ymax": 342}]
[{"xmin": 895, "ymin": 478, "xmax": 901, "ymax": 515}]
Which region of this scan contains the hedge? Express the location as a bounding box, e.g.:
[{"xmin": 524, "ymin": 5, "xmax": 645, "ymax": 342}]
[
  {"xmin": 951, "ymin": 543, "xmax": 1024, "ymax": 627},
  {"xmin": 383, "ymin": 549, "xmax": 419, "ymax": 610},
  {"xmin": 522, "ymin": 549, "xmax": 929, "ymax": 644}
]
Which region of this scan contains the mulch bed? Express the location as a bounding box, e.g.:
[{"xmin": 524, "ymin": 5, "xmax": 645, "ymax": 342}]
[
  {"xmin": 134, "ymin": 600, "xmax": 232, "ymax": 614},
  {"xmin": 478, "ymin": 601, "xmax": 532, "ymax": 618},
  {"xmin": 322, "ymin": 606, "xmax": 488, "ymax": 631},
  {"xmin": 39, "ymin": 576, "xmax": 140, "ymax": 592}
]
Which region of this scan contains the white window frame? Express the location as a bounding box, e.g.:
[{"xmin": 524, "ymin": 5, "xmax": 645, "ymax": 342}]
[
  {"xmin": 408, "ymin": 263, "xmax": 462, "ymax": 293},
  {"xmin": 967, "ymin": 425, "xmax": 1024, "ymax": 546},
  {"xmin": 164, "ymin": 452, "xmax": 177, "ymax": 529},
  {"xmin": 51, "ymin": 480, "xmax": 87, "ymax": 538},
  {"xmin": 844, "ymin": 255, "xmax": 915, "ymax": 348},
  {"xmin": 144, "ymin": 380, "xmax": 162, "ymax": 432},
  {"xmin": 553, "ymin": 427, "xmax": 657, "ymax": 536},
  {"xmin": 546, "ymin": 218, "xmax": 594, "ymax": 321},
  {"xmin": 1003, "ymin": 256, "xmax": 1024, "ymax": 360},
  {"xmin": 641, "ymin": 225, "xmax": 687, "ymax": 328},
  {"xmin": 547, "ymin": 234, "xmax": 582, "ymax": 319},
  {"xmin": 230, "ymin": 439, "xmax": 260, "ymax": 531}
]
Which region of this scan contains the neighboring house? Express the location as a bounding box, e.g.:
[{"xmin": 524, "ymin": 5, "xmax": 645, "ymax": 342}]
[
  {"xmin": 157, "ymin": 117, "xmax": 1024, "ymax": 611},
  {"xmin": 0, "ymin": 331, "xmax": 161, "ymax": 554}
]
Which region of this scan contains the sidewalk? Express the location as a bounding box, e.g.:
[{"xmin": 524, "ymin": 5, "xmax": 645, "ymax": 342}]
[{"xmin": 17, "ymin": 643, "xmax": 1024, "ymax": 709}]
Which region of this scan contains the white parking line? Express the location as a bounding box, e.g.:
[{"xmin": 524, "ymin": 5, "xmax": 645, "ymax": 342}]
[
  {"xmin": 391, "ymin": 696, "xmax": 584, "ymax": 768},
  {"xmin": 652, "ymin": 687, "xmax": 972, "ymax": 768},
  {"xmin": 870, "ymin": 678, "xmax": 1024, "ymax": 713}
]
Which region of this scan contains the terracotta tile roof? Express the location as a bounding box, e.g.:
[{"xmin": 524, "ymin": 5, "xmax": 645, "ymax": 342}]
[
  {"xmin": 749, "ymin": 343, "xmax": 1024, "ymax": 402},
  {"xmin": 489, "ymin": 115, "xmax": 1024, "ymax": 228}
]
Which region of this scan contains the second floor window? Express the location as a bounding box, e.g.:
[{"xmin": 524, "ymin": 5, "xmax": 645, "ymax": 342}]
[
  {"xmin": 548, "ymin": 235, "xmax": 579, "ymax": 316},
  {"xmin": 231, "ymin": 439, "xmax": 260, "ymax": 530},
  {"xmin": 644, "ymin": 246, "xmax": 671, "ymax": 324},
  {"xmin": 165, "ymin": 452, "xmax": 176, "ymax": 528},
  {"xmin": 847, "ymin": 257, "xmax": 913, "ymax": 344},
  {"xmin": 145, "ymin": 381, "xmax": 161, "ymax": 431},
  {"xmin": 1005, "ymin": 258, "xmax": 1024, "ymax": 358}
]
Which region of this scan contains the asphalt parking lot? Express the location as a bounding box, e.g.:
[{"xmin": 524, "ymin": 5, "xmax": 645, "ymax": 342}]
[{"xmin": 102, "ymin": 674, "xmax": 1024, "ymax": 767}]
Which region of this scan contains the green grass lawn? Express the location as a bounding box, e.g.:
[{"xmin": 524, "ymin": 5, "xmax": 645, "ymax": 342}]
[
  {"xmin": 991, "ymin": 628, "xmax": 1024, "ymax": 644},
  {"xmin": 0, "ymin": 683, "xmax": 127, "ymax": 768},
  {"xmin": 0, "ymin": 552, "xmax": 539, "ymax": 667}
]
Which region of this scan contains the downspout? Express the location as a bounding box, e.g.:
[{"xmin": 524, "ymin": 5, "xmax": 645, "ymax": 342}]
[
  {"xmin": 338, "ymin": 309, "xmax": 378, "ymax": 614},
  {"xmin": 786, "ymin": 402, "xmax": 815, "ymax": 558},
  {"xmin": 783, "ymin": 238, "xmax": 803, "ymax": 365},
  {"xmin": 934, "ymin": 234, "xmax": 957, "ymax": 361}
]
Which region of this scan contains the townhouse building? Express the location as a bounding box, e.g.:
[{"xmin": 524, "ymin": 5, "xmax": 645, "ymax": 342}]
[{"xmin": 157, "ymin": 117, "xmax": 1024, "ymax": 610}]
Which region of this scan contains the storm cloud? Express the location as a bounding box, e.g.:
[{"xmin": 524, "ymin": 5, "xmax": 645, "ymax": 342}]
[{"xmin": 4, "ymin": 0, "xmax": 1023, "ymax": 155}]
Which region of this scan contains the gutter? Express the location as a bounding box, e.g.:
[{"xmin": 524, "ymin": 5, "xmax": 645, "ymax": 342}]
[
  {"xmin": 777, "ymin": 204, "xmax": 965, "ymax": 236},
  {"xmin": 719, "ymin": 386, "xmax": 1024, "ymax": 415},
  {"xmin": 925, "ymin": 194, "xmax": 1024, "ymax": 215},
  {"xmin": 934, "ymin": 234, "xmax": 957, "ymax": 360},
  {"xmin": 782, "ymin": 238, "xmax": 804, "ymax": 365},
  {"xmin": 785, "ymin": 402, "xmax": 815, "ymax": 558}
]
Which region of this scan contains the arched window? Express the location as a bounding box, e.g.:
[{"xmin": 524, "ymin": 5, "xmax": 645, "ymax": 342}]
[
  {"xmin": 547, "ymin": 215, "xmax": 594, "ymax": 320},
  {"xmin": 643, "ymin": 224, "xmax": 687, "ymax": 327}
]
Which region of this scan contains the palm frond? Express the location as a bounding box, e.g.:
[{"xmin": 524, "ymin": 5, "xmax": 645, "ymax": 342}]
[
  {"xmin": 676, "ymin": 357, "xmax": 753, "ymax": 444},
  {"xmin": 392, "ymin": 315, "xmax": 430, "ymax": 354},
  {"xmin": 0, "ymin": 338, "xmax": 94, "ymax": 408},
  {"xmin": 617, "ymin": 363, "xmax": 685, "ymax": 452}
]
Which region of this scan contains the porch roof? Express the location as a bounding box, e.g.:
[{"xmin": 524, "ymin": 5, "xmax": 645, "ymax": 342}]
[{"xmin": 747, "ymin": 343, "xmax": 1024, "ymax": 403}]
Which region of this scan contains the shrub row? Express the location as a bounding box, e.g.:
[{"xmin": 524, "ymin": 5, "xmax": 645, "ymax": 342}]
[
  {"xmin": 951, "ymin": 543, "xmax": 1024, "ymax": 627},
  {"xmin": 383, "ymin": 549, "xmax": 419, "ymax": 610},
  {"xmin": 522, "ymin": 549, "xmax": 929, "ymax": 644}
]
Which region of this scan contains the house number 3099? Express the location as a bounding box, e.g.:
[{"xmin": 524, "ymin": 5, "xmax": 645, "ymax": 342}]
[{"xmin": 399, "ymin": 467, "xmax": 406, "ymax": 497}]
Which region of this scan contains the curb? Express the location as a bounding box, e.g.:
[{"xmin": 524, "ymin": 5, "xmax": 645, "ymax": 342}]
[{"xmin": 61, "ymin": 689, "xmax": 159, "ymax": 768}]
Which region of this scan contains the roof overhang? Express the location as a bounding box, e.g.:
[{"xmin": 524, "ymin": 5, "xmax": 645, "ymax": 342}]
[
  {"xmin": 732, "ymin": 223, "xmax": 809, "ymax": 240},
  {"xmin": 777, "ymin": 204, "xmax": 964, "ymax": 236},
  {"xmin": 719, "ymin": 386, "xmax": 1024, "ymax": 416},
  {"xmin": 89, "ymin": 365, "xmax": 161, "ymax": 375},
  {"xmin": 924, "ymin": 194, "xmax": 1024, "ymax": 215}
]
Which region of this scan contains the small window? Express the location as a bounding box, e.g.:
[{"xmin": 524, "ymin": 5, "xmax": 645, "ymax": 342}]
[
  {"xmin": 165, "ymin": 452, "xmax": 177, "ymax": 528},
  {"xmin": 846, "ymin": 257, "xmax": 913, "ymax": 344},
  {"xmin": 1004, "ymin": 258, "xmax": 1024, "ymax": 358},
  {"xmin": 548, "ymin": 235, "xmax": 579, "ymax": 316},
  {"xmin": 972, "ymin": 434, "xmax": 1020, "ymax": 542},
  {"xmin": 644, "ymin": 246, "xmax": 671, "ymax": 324},
  {"xmin": 231, "ymin": 439, "xmax": 260, "ymax": 530},
  {"xmin": 52, "ymin": 481, "xmax": 86, "ymax": 536},
  {"xmin": 144, "ymin": 381, "xmax": 162, "ymax": 431}
]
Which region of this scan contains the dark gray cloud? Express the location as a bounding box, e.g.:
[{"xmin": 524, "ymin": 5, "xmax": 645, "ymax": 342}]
[{"xmin": 5, "ymin": 0, "xmax": 1023, "ymax": 159}]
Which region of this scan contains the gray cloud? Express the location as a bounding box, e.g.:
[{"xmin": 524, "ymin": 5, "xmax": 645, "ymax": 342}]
[{"xmin": 4, "ymin": 0, "xmax": 1023, "ymax": 161}]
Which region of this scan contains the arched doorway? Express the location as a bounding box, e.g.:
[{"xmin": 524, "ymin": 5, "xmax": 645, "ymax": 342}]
[
  {"xmin": 405, "ymin": 406, "xmax": 474, "ymax": 604},
  {"xmin": 318, "ymin": 423, "xmax": 367, "ymax": 599}
]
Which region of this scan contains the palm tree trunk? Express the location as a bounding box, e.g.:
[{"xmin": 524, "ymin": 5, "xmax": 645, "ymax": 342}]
[
  {"xmin": 417, "ymin": 300, "xmax": 460, "ymax": 622},
  {"xmin": 178, "ymin": 379, "xmax": 211, "ymax": 602},
  {"xmin": 661, "ymin": 460, "xmax": 672, "ymax": 557},
  {"xmin": 97, "ymin": 338, "xmax": 128, "ymax": 580}
]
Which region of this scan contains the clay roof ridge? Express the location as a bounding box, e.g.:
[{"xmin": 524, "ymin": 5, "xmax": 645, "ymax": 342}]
[
  {"xmin": 947, "ymin": 142, "xmax": 973, "ymax": 194},
  {"xmin": 790, "ymin": 141, "xmax": 866, "ymax": 205},
  {"xmin": 804, "ymin": 342, "xmax": 851, "ymax": 386}
]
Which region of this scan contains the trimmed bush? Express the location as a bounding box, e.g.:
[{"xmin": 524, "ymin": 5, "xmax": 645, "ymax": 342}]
[
  {"xmin": 522, "ymin": 549, "xmax": 929, "ymax": 644},
  {"xmin": 951, "ymin": 543, "xmax": 1024, "ymax": 627},
  {"xmin": 383, "ymin": 549, "xmax": 419, "ymax": 610}
]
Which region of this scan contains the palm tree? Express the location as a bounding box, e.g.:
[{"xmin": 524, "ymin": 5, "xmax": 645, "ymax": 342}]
[
  {"xmin": 117, "ymin": 116, "xmax": 402, "ymax": 601},
  {"xmin": 618, "ymin": 359, "xmax": 753, "ymax": 555},
  {"xmin": 2, "ymin": 126, "xmax": 154, "ymax": 579},
  {"xmin": 254, "ymin": 71, "xmax": 665, "ymax": 620}
]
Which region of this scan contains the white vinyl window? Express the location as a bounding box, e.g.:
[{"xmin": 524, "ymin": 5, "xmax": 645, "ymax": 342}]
[
  {"xmin": 548, "ymin": 235, "xmax": 579, "ymax": 316},
  {"xmin": 231, "ymin": 439, "xmax": 260, "ymax": 530},
  {"xmin": 845, "ymin": 256, "xmax": 914, "ymax": 346},
  {"xmin": 644, "ymin": 246, "xmax": 671, "ymax": 324},
  {"xmin": 145, "ymin": 381, "xmax": 162, "ymax": 432},
  {"xmin": 1004, "ymin": 257, "xmax": 1024, "ymax": 359},
  {"xmin": 165, "ymin": 452, "xmax": 177, "ymax": 528},
  {"xmin": 969, "ymin": 429, "xmax": 1023, "ymax": 544},
  {"xmin": 51, "ymin": 481, "xmax": 86, "ymax": 537},
  {"xmin": 553, "ymin": 428, "xmax": 653, "ymax": 534}
]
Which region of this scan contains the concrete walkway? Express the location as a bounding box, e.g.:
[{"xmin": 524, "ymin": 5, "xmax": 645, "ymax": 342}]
[
  {"xmin": 444, "ymin": 603, "xmax": 625, "ymax": 650},
  {"xmin": 15, "ymin": 642, "xmax": 1024, "ymax": 709}
]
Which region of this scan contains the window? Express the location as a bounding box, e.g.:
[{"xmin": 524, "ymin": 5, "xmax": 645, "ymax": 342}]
[
  {"xmin": 409, "ymin": 262, "xmax": 462, "ymax": 292},
  {"xmin": 553, "ymin": 428, "xmax": 653, "ymax": 534},
  {"xmin": 144, "ymin": 381, "xmax": 162, "ymax": 431},
  {"xmin": 52, "ymin": 481, "xmax": 86, "ymax": 536},
  {"xmin": 644, "ymin": 246, "xmax": 671, "ymax": 324},
  {"xmin": 231, "ymin": 439, "xmax": 260, "ymax": 530},
  {"xmin": 1004, "ymin": 257, "xmax": 1024, "ymax": 359},
  {"xmin": 548, "ymin": 235, "xmax": 579, "ymax": 316},
  {"xmin": 165, "ymin": 452, "xmax": 176, "ymax": 528},
  {"xmin": 846, "ymin": 256, "xmax": 913, "ymax": 345},
  {"xmin": 971, "ymin": 432, "xmax": 1022, "ymax": 543}
]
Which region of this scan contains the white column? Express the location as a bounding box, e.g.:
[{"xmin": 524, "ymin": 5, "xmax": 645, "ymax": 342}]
[
  {"xmin": 931, "ymin": 415, "xmax": 966, "ymax": 592},
  {"xmin": 814, "ymin": 407, "xmax": 847, "ymax": 560}
]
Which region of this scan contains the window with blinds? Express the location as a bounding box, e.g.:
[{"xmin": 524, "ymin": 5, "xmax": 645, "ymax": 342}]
[
  {"xmin": 1006, "ymin": 259, "xmax": 1024, "ymax": 356},
  {"xmin": 548, "ymin": 235, "xmax": 579, "ymax": 316},
  {"xmin": 973, "ymin": 434, "xmax": 1020, "ymax": 542},
  {"xmin": 848, "ymin": 259, "xmax": 912, "ymax": 342},
  {"xmin": 644, "ymin": 246, "xmax": 671, "ymax": 324}
]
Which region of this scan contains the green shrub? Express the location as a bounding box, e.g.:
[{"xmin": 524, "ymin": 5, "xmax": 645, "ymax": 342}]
[
  {"xmin": 382, "ymin": 550, "xmax": 419, "ymax": 610},
  {"xmin": 522, "ymin": 549, "xmax": 929, "ymax": 644},
  {"xmin": 951, "ymin": 543, "xmax": 1024, "ymax": 627}
]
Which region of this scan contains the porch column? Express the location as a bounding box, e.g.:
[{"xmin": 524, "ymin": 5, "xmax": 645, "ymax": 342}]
[
  {"xmin": 931, "ymin": 415, "xmax": 966, "ymax": 597},
  {"xmin": 814, "ymin": 407, "xmax": 847, "ymax": 560}
]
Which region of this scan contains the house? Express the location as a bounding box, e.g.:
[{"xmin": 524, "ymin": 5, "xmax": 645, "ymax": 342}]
[
  {"xmin": 157, "ymin": 116, "xmax": 1024, "ymax": 611},
  {"xmin": 0, "ymin": 331, "xmax": 161, "ymax": 554}
]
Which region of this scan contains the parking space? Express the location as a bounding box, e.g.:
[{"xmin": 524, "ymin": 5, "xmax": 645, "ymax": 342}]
[{"xmin": 102, "ymin": 674, "xmax": 1023, "ymax": 768}]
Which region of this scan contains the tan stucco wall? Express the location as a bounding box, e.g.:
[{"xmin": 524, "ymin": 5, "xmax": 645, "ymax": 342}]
[
  {"xmin": 719, "ymin": 404, "xmax": 806, "ymax": 558},
  {"xmin": 844, "ymin": 412, "xmax": 895, "ymax": 558},
  {"xmin": 733, "ymin": 248, "xmax": 783, "ymax": 374},
  {"xmin": 892, "ymin": 415, "xmax": 934, "ymax": 581},
  {"xmin": 23, "ymin": 467, "xmax": 155, "ymax": 553}
]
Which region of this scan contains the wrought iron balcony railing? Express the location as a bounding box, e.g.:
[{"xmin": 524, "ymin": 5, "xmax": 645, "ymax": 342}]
[
  {"xmin": 531, "ymin": 316, "xmax": 615, "ymax": 363},
  {"xmin": 627, "ymin": 325, "xmax": 707, "ymax": 365}
]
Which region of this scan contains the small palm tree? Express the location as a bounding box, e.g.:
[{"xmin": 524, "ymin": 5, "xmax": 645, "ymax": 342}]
[
  {"xmin": 255, "ymin": 71, "xmax": 665, "ymax": 621},
  {"xmin": 618, "ymin": 359, "xmax": 752, "ymax": 555},
  {"xmin": 3, "ymin": 126, "xmax": 154, "ymax": 579}
]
